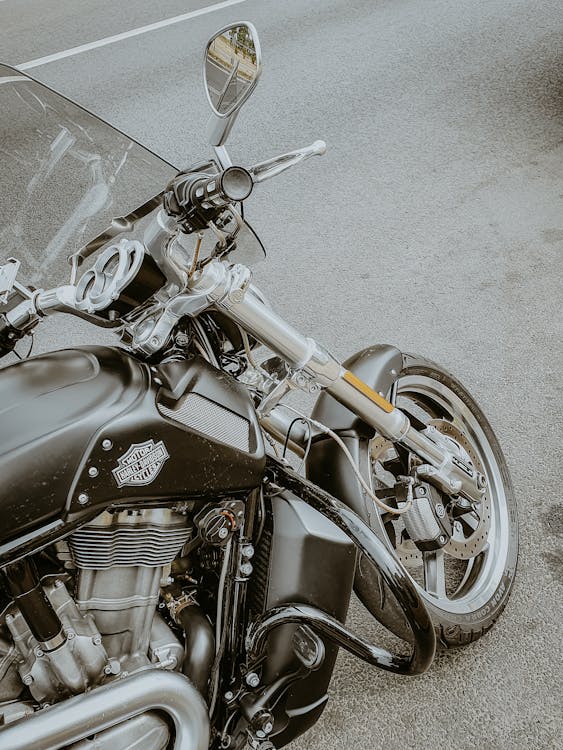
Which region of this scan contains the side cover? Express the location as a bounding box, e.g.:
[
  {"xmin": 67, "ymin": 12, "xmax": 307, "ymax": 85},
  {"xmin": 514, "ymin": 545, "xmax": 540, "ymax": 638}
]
[
  {"xmin": 249, "ymin": 491, "xmax": 356, "ymax": 747},
  {"xmin": 0, "ymin": 347, "xmax": 265, "ymax": 560}
]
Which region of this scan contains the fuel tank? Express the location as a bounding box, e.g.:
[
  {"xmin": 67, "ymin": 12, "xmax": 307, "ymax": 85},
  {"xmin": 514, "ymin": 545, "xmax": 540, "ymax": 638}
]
[{"xmin": 0, "ymin": 347, "xmax": 265, "ymax": 558}]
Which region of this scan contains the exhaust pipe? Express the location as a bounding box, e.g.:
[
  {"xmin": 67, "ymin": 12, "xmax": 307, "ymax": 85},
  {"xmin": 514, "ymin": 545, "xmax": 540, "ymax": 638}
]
[{"xmin": 0, "ymin": 669, "xmax": 209, "ymax": 750}]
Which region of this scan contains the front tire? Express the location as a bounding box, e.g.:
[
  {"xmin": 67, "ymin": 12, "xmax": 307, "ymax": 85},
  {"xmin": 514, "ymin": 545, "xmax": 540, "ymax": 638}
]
[{"xmin": 357, "ymin": 353, "xmax": 518, "ymax": 648}]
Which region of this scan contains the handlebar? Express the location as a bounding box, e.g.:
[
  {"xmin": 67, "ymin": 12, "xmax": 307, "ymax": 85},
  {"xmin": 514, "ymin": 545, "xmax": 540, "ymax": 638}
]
[
  {"xmin": 249, "ymin": 140, "xmax": 326, "ymax": 184},
  {"xmin": 166, "ymin": 139, "xmax": 326, "ymax": 232}
]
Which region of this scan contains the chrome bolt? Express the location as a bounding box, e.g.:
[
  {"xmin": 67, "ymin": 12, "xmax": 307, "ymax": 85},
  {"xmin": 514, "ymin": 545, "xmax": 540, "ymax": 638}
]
[
  {"xmin": 438, "ymin": 535, "xmax": 446, "ymax": 545},
  {"xmin": 240, "ymin": 562, "xmax": 253, "ymax": 577},
  {"xmin": 77, "ymin": 493, "xmax": 89, "ymax": 505},
  {"xmin": 34, "ymin": 647, "xmax": 44, "ymax": 658},
  {"xmin": 65, "ymin": 629, "xmax": 75, "ymax": 640},
  {"xmin": 102, "ymin": 439, "xmax": 113, "ymax": 451},
  {"xmin": 104, "ymin": 659, "xmax": 121, "ymax": 676},
  {"xmin": 5, "ymin": 614, "xmax": 13, "ymax": 625},
  {"xmin": 263, "ymin": 722, "xmax": 274, "ymax": 734},
  {"xmin": 224, "ymin": 691, "xmax": 234, "ymax": 701},
  {"xmin": 92, "ymin": 634, "xmax": 102, "ymax": 646},
  {"xmin": 150, "ymin": 336, "xmax": 160, "ymax": 347},
  {"xmin": 241, "ymin": 544, "xmax": 254, "ymax": 559},
  {"xmin": 88, "ymin": 466, "xmax": 99, "ymax": 478},
  {"xmin": 22, "ymin": 674, "xmax": 33, "ymax": 686},
  {"xmin": 245, "ymin": 672, "xmax": 260, "ymax": 688},
  {"xmin": 54, "ymin": 579, "xmax": 64, "ymax": 588},
  {"xmin": 218, "ymin": 527, "xmax": 229, "ymax": 540},
  {"xmin": 435, "ymin": 503, "xmax": 445, "ymax": 518}
]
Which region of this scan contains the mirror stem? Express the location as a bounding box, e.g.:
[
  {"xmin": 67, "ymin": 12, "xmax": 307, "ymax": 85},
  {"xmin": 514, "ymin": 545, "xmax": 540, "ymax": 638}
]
[{"xmin": 213, "ymin": 145, "xmax": 233, "ymax": 169}]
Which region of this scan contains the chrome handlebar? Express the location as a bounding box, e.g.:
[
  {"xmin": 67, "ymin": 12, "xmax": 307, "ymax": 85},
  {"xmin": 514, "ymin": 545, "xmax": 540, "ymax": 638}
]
[{"xmin": 249, "ymin": 140, "xmax": 327, "ymax": 184}]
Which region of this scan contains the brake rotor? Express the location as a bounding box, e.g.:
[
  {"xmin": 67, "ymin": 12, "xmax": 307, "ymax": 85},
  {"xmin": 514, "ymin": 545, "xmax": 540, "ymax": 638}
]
[
  {"xmin": 428, "ymin": 419, "xmax": 491, "ymax": 560},
  {"xmin": 370, "ymin": 421, "xmax": 491, "ymax": 562}
]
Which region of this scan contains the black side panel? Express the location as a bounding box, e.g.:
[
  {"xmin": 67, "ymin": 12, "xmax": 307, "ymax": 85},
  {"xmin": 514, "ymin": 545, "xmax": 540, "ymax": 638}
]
[
  {"xmin": 0, "ymin": 348, "xmax": 143, "ymax": 542},
  {"xmin": 0, "ymin": 347, "xmax": 265, "ymax": 560},
  {"xmin": 259, "ymin": 491, "xmax": 356, "ymax": 747}
]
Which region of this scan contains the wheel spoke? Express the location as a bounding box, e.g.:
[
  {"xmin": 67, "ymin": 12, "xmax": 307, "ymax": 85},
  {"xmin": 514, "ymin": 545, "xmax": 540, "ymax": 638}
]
[{"xmin": 423, "ymin": 550, "xmax": 447, "ymax": 598}]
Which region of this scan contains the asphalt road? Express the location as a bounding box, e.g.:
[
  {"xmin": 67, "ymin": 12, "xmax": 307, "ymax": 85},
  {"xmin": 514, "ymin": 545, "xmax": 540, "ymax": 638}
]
[{"xmin": 1, "ymin": 0, "xmax": 562, "ymax": 748}]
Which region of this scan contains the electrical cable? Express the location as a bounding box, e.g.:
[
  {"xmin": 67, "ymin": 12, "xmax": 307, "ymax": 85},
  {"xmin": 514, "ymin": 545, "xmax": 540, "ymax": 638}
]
[{"xmin": 281, "ymin": 404, "xmax": 412, "ymax": 516}]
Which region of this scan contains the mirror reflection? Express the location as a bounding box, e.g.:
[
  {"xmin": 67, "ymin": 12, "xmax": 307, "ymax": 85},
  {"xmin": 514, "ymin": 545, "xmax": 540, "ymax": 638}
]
[{"xmin": 204, "ymin": 25, "xmax": 260, "ymax": 116}]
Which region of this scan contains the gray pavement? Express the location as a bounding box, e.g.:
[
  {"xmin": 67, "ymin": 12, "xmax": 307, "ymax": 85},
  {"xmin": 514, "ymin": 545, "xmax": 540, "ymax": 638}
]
[{"xmin": 1, "ymin": 0, "xmax": 562, "ymax": 748}]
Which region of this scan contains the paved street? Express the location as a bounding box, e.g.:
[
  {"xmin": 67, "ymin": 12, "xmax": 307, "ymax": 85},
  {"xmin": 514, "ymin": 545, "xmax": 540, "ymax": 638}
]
[{"xmin": 1, "ymin": 0, "xmax": 562, "ymax": 748}]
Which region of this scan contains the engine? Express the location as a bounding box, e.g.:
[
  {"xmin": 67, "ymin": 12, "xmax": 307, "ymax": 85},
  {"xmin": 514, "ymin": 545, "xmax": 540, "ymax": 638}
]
[
  {"xmin": 68, "ymin": 508, "xmax": 190, "ymax": 676},
  {"xmin": 0, "ymin": 508, "xmax": 193, "ymax": 745}
]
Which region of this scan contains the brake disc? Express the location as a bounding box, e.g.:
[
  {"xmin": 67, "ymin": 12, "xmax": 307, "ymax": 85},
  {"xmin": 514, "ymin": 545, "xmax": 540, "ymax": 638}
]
[
  {"xmin": 428, "ymin": 419, "xmax": 491, "ymax": 560},
  {"xmin": 370, "ymin": 422, "xmax": 491, "ymax": 562}
]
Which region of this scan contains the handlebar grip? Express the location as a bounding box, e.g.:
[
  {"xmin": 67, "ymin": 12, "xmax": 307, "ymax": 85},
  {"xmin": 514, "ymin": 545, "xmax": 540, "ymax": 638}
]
[
  {"xmin": 192, "ymin": 166, "xmax": 254, "ymax": 210},
  {"xmin": 0, "ymin": 313, "xmax": 24, "ymax": 357}
]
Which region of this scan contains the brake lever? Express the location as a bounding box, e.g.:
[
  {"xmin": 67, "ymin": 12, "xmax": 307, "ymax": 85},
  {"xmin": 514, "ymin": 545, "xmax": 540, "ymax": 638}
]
[{"xmin": 249, "ymin": 140, "xmax": 327, "ymax": 184}]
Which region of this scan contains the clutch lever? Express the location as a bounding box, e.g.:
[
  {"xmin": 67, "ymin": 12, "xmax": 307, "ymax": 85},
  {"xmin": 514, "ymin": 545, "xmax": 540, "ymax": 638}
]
[{"xmin": 249, "ymin": 140, "xmax": 326, "ymax": 184}]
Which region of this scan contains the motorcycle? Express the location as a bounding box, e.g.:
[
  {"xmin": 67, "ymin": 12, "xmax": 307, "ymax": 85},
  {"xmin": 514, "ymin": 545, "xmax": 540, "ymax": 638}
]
[{"xmin": 0, "ymin": 22, "xmax": 518, "ymax": 750}]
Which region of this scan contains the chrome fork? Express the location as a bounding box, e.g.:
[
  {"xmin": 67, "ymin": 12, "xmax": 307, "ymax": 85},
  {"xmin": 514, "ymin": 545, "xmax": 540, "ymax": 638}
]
[{"xmin": 188, "ymin": 261, "xmax": 486, "ymax": 504}]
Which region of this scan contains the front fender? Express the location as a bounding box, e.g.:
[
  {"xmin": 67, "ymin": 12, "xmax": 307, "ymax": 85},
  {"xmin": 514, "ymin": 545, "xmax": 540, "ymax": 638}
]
[
  {"xmin": 306, "ymin": 343, "xmax": 402, "ymax": 525},
  {"xmin": 306, "ymin": 344, "xmax": 410, "ymax": 637}
]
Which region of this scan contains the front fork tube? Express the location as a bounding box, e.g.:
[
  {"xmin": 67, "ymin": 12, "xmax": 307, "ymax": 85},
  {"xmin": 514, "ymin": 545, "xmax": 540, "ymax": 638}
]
[{"xmin": 206, "ymin": 272, "xmax": 484, "ymax": 504}]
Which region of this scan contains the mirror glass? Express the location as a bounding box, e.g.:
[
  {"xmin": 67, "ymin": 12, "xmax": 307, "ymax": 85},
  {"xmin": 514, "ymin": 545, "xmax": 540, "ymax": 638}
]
[{"xmin": 204, "ymin": 24, "xmax": 261, "ymax": 116}]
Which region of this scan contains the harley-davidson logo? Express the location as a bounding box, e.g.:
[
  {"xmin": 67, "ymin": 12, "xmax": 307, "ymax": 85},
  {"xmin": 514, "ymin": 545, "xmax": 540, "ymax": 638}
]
[{"xmin": 112, "ymin": 439, "xmax": 169, "ymax": 488}]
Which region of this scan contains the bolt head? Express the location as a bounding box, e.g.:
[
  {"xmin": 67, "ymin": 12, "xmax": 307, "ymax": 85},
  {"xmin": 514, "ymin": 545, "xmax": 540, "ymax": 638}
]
[
  {"xmin": 438, "ymin": 535, "xmax": 446, "ymax": 545},
  {"xmin": 22, "ymin": 674, "xmax": 33, "ymax": 685},
  {"xmin": 240, "ymin": 562, "xmax": 253, "ymax": 577},
  {"xmin": 224, "ymin": 691, "xmax": 234, "ymax": 701},
  {"xmin": 54, "ymin": 579, "xmax": 64, "ymax": 588},
  {"xmin": 102, "ymin": 439, "xmax": 113, "ymax": 451},
  {"xmin": 34, "ymin": 647, "xmax": 44, "ymax": 658},
  {"xmin": 77, "ymin": 493, "xmax": 89, "ymax": 505},
  {"xmin": 88, "ymin": 466, "xmax": 99, "ymax": 478},
  {"xmin": 5, "ymin": 614, "xmax": 13, "ymax": 625},
  {"xmin": 92, "ymin": 635, "xmax": 102, "ymax": 646},
  {"xmin": 435, "ymin": 503, "xmax": 445, "ymax": 518},
  {"xmin": 263, "ymin": 722, "xmax": 274, "ymax": 734},
  {"xmin": 66, "ymin": 629, "xmax": 75, "ymax": 640},
  {"xmin": 245, "ymin": 671, "xmax": 260, "ymax": 688},
  {"xmin": 218, "ymin": 527, "xmax": 229, "ymax": 540}
]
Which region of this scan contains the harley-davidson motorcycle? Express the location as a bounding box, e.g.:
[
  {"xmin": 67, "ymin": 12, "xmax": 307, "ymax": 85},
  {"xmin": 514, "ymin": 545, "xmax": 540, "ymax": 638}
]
[{"xmin": 0, "ymin": 22, "xmax": 518, "ymax": 750}]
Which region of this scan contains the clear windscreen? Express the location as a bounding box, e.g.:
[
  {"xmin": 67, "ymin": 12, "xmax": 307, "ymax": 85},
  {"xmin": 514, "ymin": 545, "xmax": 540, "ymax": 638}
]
[{"xmin": 0, "ymin": 65, "xmax": 177, "ymax": 289}]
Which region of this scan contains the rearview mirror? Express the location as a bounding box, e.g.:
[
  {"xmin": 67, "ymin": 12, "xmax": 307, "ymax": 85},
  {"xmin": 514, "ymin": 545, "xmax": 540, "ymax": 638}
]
[{"xmin": 204, "ymin": 23, "xmax": 262, "ymax": 146}]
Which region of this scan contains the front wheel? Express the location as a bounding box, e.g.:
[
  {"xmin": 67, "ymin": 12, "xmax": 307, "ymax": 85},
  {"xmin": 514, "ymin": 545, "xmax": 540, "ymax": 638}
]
[{"xmin": 357, "ymin": 353, "xmax": 518, "ymax": 648}]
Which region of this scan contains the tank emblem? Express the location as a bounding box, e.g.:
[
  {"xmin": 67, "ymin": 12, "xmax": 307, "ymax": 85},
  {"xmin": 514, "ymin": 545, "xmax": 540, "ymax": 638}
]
[{"xmin": 112, "ymin": 439, "xmax": 169, "ymax": 487}]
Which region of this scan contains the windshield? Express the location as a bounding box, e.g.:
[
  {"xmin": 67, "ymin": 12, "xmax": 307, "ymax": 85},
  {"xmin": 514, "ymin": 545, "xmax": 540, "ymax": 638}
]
[{"xmin": 0, "ymin": 65, "xmax": 177, "ymax": 289}]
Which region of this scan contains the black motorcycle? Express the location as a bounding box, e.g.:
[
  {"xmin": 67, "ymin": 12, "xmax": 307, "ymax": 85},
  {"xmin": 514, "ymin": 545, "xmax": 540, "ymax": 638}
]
[{"xmin": 0, "ymin": 22, "xmax": 518, "ymax": 750}]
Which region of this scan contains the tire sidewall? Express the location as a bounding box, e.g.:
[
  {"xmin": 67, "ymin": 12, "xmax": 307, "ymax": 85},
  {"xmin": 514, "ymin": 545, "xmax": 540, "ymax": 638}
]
[{"xmin": 364, "ymin": 353, "xmax": 519, "ymax": 645}]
